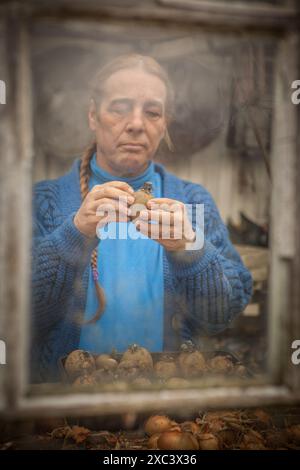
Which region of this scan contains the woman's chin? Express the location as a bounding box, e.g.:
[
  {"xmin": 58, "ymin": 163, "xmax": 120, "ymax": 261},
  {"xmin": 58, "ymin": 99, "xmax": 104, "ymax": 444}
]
[{"xmin": 117, "ymin": 156, "xmax": 149, "ymax": 176}]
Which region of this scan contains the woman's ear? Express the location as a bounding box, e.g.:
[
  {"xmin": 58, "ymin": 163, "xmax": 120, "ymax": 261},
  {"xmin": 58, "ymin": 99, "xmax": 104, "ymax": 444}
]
[{"xmin": 88, "ymin": 99, "xmax": 98, "ymax": 131}]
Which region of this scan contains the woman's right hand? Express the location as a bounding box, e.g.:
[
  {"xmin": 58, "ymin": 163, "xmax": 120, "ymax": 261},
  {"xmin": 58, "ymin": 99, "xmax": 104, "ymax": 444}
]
[{"xmin": 74, "ymin": 181, "xmax": 135, "ymax": 238}]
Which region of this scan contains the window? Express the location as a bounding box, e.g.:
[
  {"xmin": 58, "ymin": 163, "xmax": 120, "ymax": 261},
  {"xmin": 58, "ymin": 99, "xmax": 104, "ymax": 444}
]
[{"xmin": 0, "ymin": 0, "xmax": 299, "ymax": 418}]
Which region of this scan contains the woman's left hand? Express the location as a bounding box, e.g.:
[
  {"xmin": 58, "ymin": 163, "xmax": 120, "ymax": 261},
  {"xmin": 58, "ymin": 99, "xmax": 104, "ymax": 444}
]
[{"xmin": 133, "ymin": 198, "xmax": 196, "ymax": 252}]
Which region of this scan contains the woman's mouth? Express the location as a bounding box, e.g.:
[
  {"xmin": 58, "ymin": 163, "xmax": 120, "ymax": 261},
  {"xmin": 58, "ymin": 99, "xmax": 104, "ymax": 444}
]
[{"xmin": 119, "ymin": 143, "xmax": 146, "ymax": 152}]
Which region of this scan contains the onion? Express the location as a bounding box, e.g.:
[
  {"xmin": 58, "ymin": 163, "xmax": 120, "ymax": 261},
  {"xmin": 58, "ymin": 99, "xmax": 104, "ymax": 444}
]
[
  {"xmin": 197, "ymin": 433, "xmax": 219, "ymax": 450},
  {"xmin": 158, "ymin": 431, "xmax": 199, "ymax": 450},
  {"xmin": 234, "ymin": 365, "xmax": 248, "ymax": 377},
  {"xmin": 132, "ymin": 377, "xmax": 152, "ymax": 388},
  {"xmin": 121, "ymin": 344, "xmax": 153, "ymax": 372},
  {"xmin": 65, "ymin": 350, "xmax": 96, "ymax": 380},
  {"xmin": 95, "ymin": 354, "xmax": 118, "ymax": 371},
  {"xmin": 240, "ymin": 430, "xmax": 266, "ymax": 450},
  {"xmin": 178, "ymin": 342, "xmax": 206, "ymax": 377},
  {"xmin": 208, "ymin": 355, "xmax": 234, "ymax": 373},
  {"xmin": 129, "ymin": 183, "xmax": 153, "ymax": 221},
  {"xmin": 180, "ymin": 421, "xmax": 200, "ymax": 434},
  {"xmin": 117, "ymin": 360, "xmax": 140, "ymax": 381},
  {"xmin": 72, "ymin": 374, "xmax": 97, "ymax": 386},
  {"xmin": 145, "ymin": 415, "xmax": 176, "ymax": 436},
  {"xmin": 154, "ymin": 357, "xmax": 178, "ymax": 379},
  {"xmin": 165, "ymin": 377, "xmax": 189, "ymax": 388}
]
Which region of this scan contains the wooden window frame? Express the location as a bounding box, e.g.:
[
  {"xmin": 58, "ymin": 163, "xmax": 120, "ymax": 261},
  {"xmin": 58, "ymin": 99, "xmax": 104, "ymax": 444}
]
[{"xmin": 0, "ymin": 0, "xmax": 299, "ymax": 418}]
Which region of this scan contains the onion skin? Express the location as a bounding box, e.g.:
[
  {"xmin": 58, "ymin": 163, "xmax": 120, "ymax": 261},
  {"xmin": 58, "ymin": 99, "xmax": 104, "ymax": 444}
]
[
  {"xmin": 145, "ymin": 415, "xmax": 176, "ymax": 436},
  {"xmin": 158, "ymin": 431, "xmax": 199, "ymax": 450}
]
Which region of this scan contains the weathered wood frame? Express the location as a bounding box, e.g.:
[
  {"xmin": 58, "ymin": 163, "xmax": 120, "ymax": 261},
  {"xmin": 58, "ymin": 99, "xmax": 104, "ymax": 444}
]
[{"xmin": 0, "ymin": 0, "xmax": 299, "ymax": 418}]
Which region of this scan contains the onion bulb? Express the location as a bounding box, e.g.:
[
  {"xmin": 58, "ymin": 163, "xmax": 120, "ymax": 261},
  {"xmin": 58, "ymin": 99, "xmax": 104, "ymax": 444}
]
[
  {"xmin": 121, "ymin": 344, "xmax": 153, "ymax": 372},
  {"xmin": 178, "ymin": 342, "xmax": 206, "ymax": 377},
  {"xmin": 197, "ymin": 433, "xmax": 219, "ymax": 450},
  {"xmin": 154, "ymin": 356, "xmax": 178, "ymax": 379},
  {"xmin": 208, "ymin": 355, "xmax": 234, "ymax": 373},
  {"xmin": 145, "ymin": 415, "xmax": 176, "ymax": 436},
  {"xmin": 65, "ymin": 350, "xmax": 96, "ymax": 380},
  {"xmin": 158, "ymin": 431, "xmax": 199, "ymax": 450},
  {"xmin": 129, "ymin": 182, "xmax": 153, "ymax": 221},
  {"xmin": 72, "ymin": 374, "xmax": 97, "ymax": 386},
  {"xmin": 95, "ymin": 354, "xmax": 118, "ymax": 371}
]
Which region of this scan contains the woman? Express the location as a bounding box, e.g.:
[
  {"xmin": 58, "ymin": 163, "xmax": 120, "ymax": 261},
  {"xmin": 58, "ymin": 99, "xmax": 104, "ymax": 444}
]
[{"xmin": 31, "ymin": 54, "xmax": 252, "ymax": 382}]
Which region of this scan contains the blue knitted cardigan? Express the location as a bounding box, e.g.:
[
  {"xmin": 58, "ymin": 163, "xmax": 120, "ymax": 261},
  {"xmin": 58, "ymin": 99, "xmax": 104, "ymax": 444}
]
[{"xmin": 31, "ymin": 159, "xmax": 252, "ymax": 382}]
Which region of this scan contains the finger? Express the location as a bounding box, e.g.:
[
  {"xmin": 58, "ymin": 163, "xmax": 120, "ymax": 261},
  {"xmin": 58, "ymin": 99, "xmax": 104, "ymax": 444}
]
[
  {"xmin": 147, "ymin": 200, "xmax": 184, "ymax": 213},
  {"xmin": 91, "ymin": 181, "xmax": 134, "ymax": 194},
  {"xmin": 134, "ymin": 220, "xmax": 182, "ymax": 240},
  {"xmin": 139, "ymin": 210, "xmax": 185, "ymax": 231},
  {"xmin": 95, "ymin": 201, "xmax": 129, "ymax": 222},
  {"xmin": 91, "ymin": 186, "xmax": 135, "ymax": 204},
  {"xmin": 91, "ymin": 198, "xmax": 129, "ymax": 213},
  {"xmin": 147, "ymin": 197, "xmax": 183, "ymax": 206}
]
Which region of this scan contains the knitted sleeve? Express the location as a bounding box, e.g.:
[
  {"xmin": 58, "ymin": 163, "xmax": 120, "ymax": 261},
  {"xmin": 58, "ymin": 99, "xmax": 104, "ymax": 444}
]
[
  {"xmin": 165, "ymin": 183, "xmax": 253, "ymax": 335},
  {"xmin": 31, "ymin": 181, "xmax": 98, "ymax": 336}
]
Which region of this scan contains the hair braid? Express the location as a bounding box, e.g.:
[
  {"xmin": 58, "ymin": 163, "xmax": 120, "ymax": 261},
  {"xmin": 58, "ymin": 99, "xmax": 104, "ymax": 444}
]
[{"xmin": 79, "ymin": 141, "xmax": 106, "ymax": 324}]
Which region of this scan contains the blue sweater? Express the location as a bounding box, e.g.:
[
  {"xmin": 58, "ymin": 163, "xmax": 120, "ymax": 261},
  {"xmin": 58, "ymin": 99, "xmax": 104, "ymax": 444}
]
[
  {"xmin": 79, "ymin": 156, "xmax": 164, "ymax": 353},
  {"xmin": 31, "ymin": 159, "xmax": 252, "ymax": 382}
]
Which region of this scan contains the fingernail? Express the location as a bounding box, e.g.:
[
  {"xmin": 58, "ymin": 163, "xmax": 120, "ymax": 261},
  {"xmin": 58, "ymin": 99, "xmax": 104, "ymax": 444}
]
[{"xmin": 128, "ymin": 196, "xmax": 135, "ymax": 203}]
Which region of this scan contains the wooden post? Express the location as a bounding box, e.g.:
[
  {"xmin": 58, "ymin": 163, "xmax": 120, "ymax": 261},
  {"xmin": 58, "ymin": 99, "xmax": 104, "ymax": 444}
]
[
  {"xmin": 1, "ymin": 6, "xmax": 34, "ymax": 409},
  {"xmin": 268, "ymin": 31, "xmax": 299, "ymax": 385}
]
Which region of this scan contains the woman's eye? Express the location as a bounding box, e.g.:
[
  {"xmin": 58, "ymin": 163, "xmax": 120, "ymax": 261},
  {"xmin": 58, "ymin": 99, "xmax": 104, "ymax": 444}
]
[
  {"xmin": 146, "ymin": 110, "xmax": 161, "ymax": 119},
  {"xmin": 109, "ymin": 104, "xmax": 129, "ymax": 115}
]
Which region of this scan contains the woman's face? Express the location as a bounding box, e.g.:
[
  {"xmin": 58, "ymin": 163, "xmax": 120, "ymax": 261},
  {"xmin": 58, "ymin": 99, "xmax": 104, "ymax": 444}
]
[{"xmin": 89, "ymin": 67, "xmax": 167, "ymax": 177}]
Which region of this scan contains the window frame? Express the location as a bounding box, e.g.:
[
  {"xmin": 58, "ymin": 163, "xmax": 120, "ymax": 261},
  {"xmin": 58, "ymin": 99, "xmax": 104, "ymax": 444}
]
[{"xmin": 0, "ymin": 0, "xmax": 299, "ymax": 418}]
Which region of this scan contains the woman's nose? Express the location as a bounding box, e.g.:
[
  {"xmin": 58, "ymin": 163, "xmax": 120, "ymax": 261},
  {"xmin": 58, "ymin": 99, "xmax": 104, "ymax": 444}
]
[{"xmin": 126, "ymin": 107, "xmax": 145, "ymax": 133}]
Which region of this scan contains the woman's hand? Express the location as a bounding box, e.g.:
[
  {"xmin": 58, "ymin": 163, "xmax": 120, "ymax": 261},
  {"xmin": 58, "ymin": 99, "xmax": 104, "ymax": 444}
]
[
  {"xmin": 74, "ymin": 181, "xmax": 135, "ymax": 238},
  {"xmin": 133, "ymin": 198, "xmax": 196, "ymax": 251}
]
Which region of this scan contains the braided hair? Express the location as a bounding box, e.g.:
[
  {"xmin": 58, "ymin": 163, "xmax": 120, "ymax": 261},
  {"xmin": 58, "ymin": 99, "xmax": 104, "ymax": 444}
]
[
  {"xmin": 79, "ymin": 54, "xmax": 175, "ymax": 324},
  {"xmin": 79, "ymin": 140, "xmax": 106, "ymax": 324}
]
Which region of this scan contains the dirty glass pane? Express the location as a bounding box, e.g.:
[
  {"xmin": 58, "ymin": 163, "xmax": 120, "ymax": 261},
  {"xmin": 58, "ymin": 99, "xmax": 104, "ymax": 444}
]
[{"xmin": 29, "ymin": 18, "xmax": 275, "ymax": 394}]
